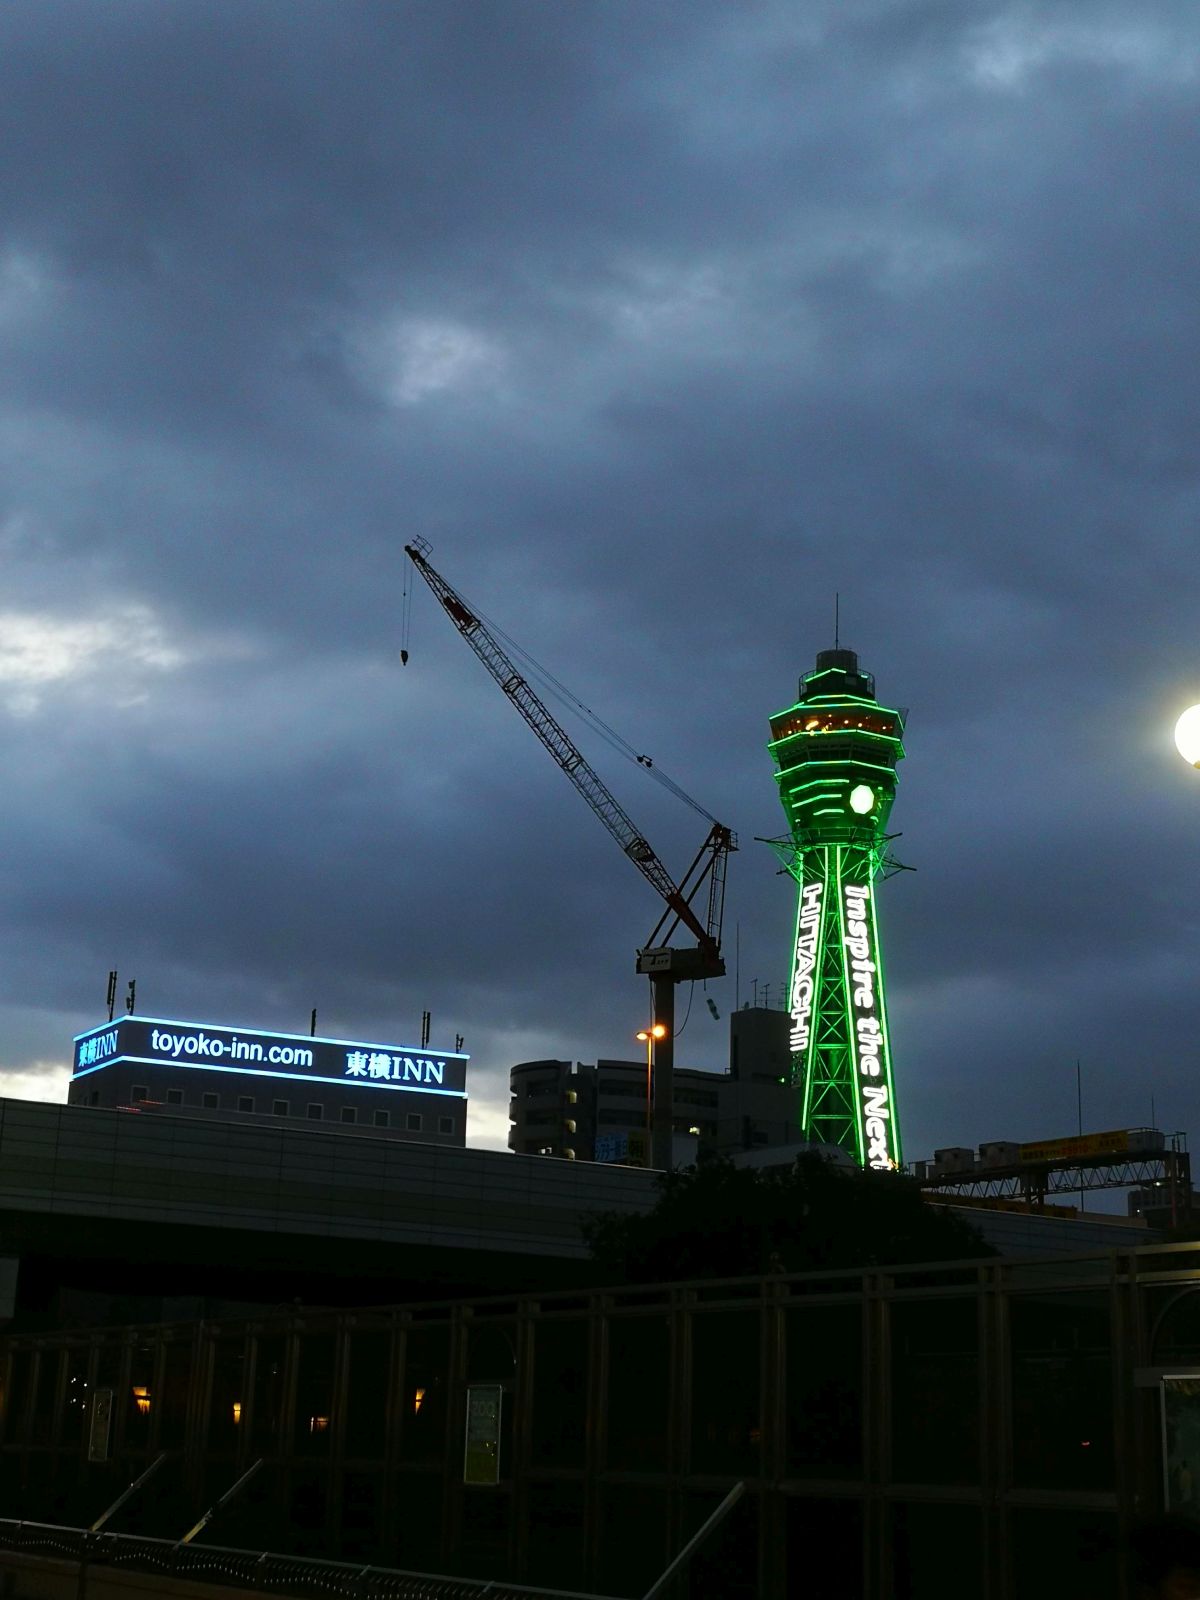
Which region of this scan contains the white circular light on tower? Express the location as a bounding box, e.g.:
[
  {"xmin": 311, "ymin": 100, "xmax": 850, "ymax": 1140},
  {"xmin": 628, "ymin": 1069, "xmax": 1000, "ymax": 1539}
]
[
  {"xmin": 849, "ymin": 784, "xmax": 875, "ymax": 814},
  {"xmin": 1175, "ymin": 705, "xmax": 1200, "ymax": 768}
]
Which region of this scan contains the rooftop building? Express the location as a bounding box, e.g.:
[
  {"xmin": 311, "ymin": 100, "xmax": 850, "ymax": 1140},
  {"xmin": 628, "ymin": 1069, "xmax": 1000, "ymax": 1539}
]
[
  {"xmin": 67, "ymin": 1014, "xmax": 468, "ymax": 1147},
  {"xmin": 509, "ymin": 1006, "xmax": 803, "ymax": 1163}
]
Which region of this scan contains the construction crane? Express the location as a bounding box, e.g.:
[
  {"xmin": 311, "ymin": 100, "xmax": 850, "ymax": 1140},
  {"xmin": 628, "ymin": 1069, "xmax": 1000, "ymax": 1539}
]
[{"xmin": 404, "ymin": 539, "xmax": 736, "ymax": 1170}]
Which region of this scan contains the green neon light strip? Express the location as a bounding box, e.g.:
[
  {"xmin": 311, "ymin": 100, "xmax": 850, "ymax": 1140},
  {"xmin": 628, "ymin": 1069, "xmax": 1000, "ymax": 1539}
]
[
  {"xmin": 867, "ymin": 872, "xmax": 902, "ymax": 1168},
  {"xmin": 786, "ymin": 777, "xmax": 852, "ymax": 792},
  {"xmin": 811, "ymin": 806, "xmax": 845, "ymax": 816},
  {"xmin": 771, "ymin": 694, "xmax": 901, "ymax": 719},
  {"xmin": 834, "ymin": 846, "xmax": 867, "ymax": 1166},
  {"xmin": 775, "ymin": 758, "xmax": 899, "ymax": 782},
  {"xmin": 803, "ymin": 693, "xmax": 894, "ymax": 707}
]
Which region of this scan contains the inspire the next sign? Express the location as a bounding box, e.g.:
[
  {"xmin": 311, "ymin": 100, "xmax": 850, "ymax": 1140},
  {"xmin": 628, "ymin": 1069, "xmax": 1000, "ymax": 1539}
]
[{"xmin": 843, "ymin": 883, "xmax": 898, "ymax": 1171}]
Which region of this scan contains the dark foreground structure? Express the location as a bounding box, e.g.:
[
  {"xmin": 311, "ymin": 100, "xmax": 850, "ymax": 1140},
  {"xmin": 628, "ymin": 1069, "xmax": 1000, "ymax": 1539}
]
[{"xmin": 6, "ymin": 1242, "xmax": 1200, "ymax": 1598}]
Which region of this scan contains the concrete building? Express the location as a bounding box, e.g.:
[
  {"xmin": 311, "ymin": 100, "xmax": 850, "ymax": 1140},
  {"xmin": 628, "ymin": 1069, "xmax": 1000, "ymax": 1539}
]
[{"xmin": 509, "ymin": 1006, "xmax": 804, "ymax": 1162}]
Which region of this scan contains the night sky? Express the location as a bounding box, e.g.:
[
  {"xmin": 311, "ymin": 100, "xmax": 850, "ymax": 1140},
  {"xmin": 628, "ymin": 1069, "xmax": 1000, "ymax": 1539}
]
[{"xmin": 4, "ymin": 1, "xmax": 1200, "ymax": 1162}]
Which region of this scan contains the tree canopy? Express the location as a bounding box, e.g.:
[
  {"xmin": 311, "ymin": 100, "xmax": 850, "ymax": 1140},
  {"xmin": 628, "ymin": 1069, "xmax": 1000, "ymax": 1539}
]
[{"xmin": 582, "ymin": 1154, "xmax": 995, "ymax": 1283}]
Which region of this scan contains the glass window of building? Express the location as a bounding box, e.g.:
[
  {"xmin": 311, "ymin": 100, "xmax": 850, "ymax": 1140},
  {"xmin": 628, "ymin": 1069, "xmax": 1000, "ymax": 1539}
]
[
  {"xmin": 340, "ymin": 1106, "xmax": 356, "ymax": 1124},
  {"xmin": 130, "ymin": 1085, "xmax": 147, "ymax": 1102},
  {"xmin": 691, "ymin": 1311, "xmax": 760, "ymax": 1475},
  {"xmin": 890, "ymin": 1298, "xmax": 979, "ymax": 1484},
  {"xmin": 786, "ymin": 1303, "xmax": 862, "ymax": 1477},
  {"xmin": 406, "ymin": 1113, "xmax": 422, "ymax": 1132},
  {"xmin": 1010, "ymin": 1291, "xmax": 1114, "ymax": 1491},
  {"xmin": 373, "ymin": 1109, "xmax": 389, "ymax": 1128},
  {"xmin": 272, "ymin": 1099, "xmax": 288, "ymax": 1116},
  {"xmin": 306, "ymin": 1103, "xmax": 323, "ymax": 1120},
  {"xmin": 237, "ymin": 1095, "xmax": 254, "ymax": 1113},
  {"xmin": 606, "ymin": 1317, "xmax": 670, "ymax": 1472},
  {"xmin": 439, "ymin": 1115, "xmax": 454, "ymax": 1135},
  {"xmin": 400, "ymin": 1324, "xmax": 451, "ymax": 1465},
  {"xmin": 890, "ymin": 1501, "xmax": 983, "ymax": 1597},
  {"xmin": 202, "ymin": 1091, "xmax": 219, "ymax": 1110},
  {"xmin": 166, "ymin": 1087, "xmax": 183, "ymax": 1105},
  {"xmin": 532, "ymin": 1320, "xmax": 589, "ymax": 1468}
]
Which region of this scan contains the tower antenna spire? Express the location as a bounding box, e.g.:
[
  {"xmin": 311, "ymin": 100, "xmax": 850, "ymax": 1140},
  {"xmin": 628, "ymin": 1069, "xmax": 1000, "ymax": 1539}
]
[{"xmin": 834, "ymin": 593, "xmax": 839, "ymax": 650}]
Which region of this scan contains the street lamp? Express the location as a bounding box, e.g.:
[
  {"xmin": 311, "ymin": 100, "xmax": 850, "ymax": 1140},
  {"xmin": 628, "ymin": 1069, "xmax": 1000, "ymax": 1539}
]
[
  {"xmin": 636, "ymin": 1024, "xmax": 668, "ymax": 1157},
  {"xmin": 1176, "ymin": 705, "xmax": 1200, "ymax": 768}
]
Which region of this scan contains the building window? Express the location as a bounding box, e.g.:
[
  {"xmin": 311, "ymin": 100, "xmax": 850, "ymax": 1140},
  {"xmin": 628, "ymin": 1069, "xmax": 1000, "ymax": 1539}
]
[
  {"xmin": 340, "ymin": 1106, "xmax": 356, "ymax": 1124},
  {"xmin": 166, "ymin": 1088, "xmax": 183, "ymax": 1106},
  {"xmin": 130, "ymin": 1085, "xmax": 148, "ymax": 1103},
  {"xmin": 406, "ymin": 1113, "xmax": 422, "ymax": 1132},
  {"xmin": 373, "ymin": 1109, "xmax": 390, "ymax": 1129},
  {"xmin": 439, "ymin": 1116, "xmax": 455, "ymax": 1135},
  {"xmin": 273, "ymin": 1100, "xmax": 289, "ymax": 1116},
  {"xmin": 202, "ymin": 1092, "xmax": 219, "ymax": 1110},
  {"xmin": 90, "ymin": 1090, "xmax": 100, "ymax": 1106},
  {"xmin": 307, "ymin": 1103, "xmax": 323, "ymax": 1120},
  {"xmin": 237, "ymin": 1096, "xmax": 254, "ymax": 1113}
]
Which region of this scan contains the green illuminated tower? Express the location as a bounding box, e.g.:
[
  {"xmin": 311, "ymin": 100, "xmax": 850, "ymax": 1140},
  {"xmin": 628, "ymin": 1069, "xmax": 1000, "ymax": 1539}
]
[{"xmin": 768, "ymin": 648, "xmax": 906, "ymax": 1170}]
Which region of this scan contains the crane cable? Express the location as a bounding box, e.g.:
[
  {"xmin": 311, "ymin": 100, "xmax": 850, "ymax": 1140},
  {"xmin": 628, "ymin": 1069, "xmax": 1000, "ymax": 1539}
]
[
  {"xmin": 465, "ymin": 596, "xmax": 720, "ymax": 826},
  {"xmin": 673, "ymin": 980, "xmax": 696, "ymax": 1039},
  {"xmin": 400, "ymin": 563, "xmax": 414, "ymax": 666},
  {"xmin": 404, "ymin": 549, "xmax": 719, "ymax": 824}
]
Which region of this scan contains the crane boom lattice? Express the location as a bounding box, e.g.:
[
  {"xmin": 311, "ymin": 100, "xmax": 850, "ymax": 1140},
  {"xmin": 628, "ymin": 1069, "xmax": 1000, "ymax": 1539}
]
[
  {"xmin": 404, "ymin": 543, "xmax": 732, "ymax": 957},
  {"xmin": 404, "ymin": 539, "xmax": 735, "ymax": 1172}
]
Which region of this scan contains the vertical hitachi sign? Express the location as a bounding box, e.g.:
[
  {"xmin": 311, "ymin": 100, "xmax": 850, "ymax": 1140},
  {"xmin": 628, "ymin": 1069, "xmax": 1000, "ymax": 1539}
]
[
  {"xmin": 789, "ymin": 877, "xmax": 823, "ymax": 1055},
  {"xmin": 842, "ymin": 881, "xmax": 897, "ymax": 1170}
]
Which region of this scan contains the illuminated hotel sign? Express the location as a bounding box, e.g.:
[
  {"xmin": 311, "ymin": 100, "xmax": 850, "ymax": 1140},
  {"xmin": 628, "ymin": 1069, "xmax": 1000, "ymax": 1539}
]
[
  {"xmin": 788, "ymin": 878, "xmax": 823, "ymax": 1055},
  {"xmin": 842, "ymin": 882, "xmax": 897, "ymax": 1170},
  {"xmin": 72, "ymin": 1016, "xmax": 468, "ymax": 1098}
]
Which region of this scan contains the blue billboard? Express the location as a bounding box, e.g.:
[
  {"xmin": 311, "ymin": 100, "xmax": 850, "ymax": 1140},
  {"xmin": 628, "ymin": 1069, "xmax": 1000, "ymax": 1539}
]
[{"xmin": 72, "ymin": 1016, "xmax": 467, "ymax": 1099}]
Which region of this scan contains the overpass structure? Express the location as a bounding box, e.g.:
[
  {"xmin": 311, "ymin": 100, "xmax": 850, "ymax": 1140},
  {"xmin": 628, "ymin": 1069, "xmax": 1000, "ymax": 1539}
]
[{"xmin": 0, "ymin": 1098, "xmax": 659, "ymax": 1327}]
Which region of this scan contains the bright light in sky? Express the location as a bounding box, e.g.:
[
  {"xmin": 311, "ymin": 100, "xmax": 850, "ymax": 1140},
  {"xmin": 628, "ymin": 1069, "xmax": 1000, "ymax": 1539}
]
[{"xmin": 1174, "ymin": 705, "xmax": 1200, "ymax": 767}]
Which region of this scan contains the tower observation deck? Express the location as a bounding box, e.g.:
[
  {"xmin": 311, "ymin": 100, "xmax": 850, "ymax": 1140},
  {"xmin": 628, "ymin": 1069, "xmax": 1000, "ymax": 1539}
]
[{"xmin": 768, "ymin": 648, "xmax": 906, "ymax": 1169}]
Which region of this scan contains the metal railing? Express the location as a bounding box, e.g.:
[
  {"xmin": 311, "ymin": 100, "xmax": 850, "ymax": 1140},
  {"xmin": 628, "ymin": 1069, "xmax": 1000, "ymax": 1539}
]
[
  {"xmin": 0, "ymin": 1520, "xmax": 619, "ymax": 1599},
  {"xmin": 0, "ymin": 1487, "xmax": 745, "ymax": 1600}
]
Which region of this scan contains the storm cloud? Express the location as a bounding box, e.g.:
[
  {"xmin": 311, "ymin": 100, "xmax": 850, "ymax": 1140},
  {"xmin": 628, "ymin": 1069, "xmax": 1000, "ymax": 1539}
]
[{"xmin": 3, "ymin": 1, "xmax": 1200, "ymax": 1160}]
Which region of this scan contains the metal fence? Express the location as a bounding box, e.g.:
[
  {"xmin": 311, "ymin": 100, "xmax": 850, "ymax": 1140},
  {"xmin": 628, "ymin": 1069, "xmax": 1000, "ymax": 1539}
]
[{"xmin": 7, "ymin": 1243, "xmax": 1200, "ymax": 1597}]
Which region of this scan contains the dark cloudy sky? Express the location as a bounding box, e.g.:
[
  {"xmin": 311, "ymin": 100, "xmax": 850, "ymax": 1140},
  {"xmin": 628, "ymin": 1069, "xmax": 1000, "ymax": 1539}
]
[{"xmin": 3, "ymin": 0, "xmax": 1200, "ymax": 1162}]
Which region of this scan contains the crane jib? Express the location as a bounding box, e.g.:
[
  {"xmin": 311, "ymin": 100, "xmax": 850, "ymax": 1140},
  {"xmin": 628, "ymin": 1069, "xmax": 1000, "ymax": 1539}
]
[{"xmin": 406, "ymin": 544, "xmax": 730, "ymax": 963}]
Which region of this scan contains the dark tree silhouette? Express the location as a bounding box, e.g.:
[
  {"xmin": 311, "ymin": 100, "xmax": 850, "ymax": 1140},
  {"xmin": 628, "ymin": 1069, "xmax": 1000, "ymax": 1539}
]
[{"xmin": 583, "ymin": 1154, "xmax": 994, "ymax": 1283}]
